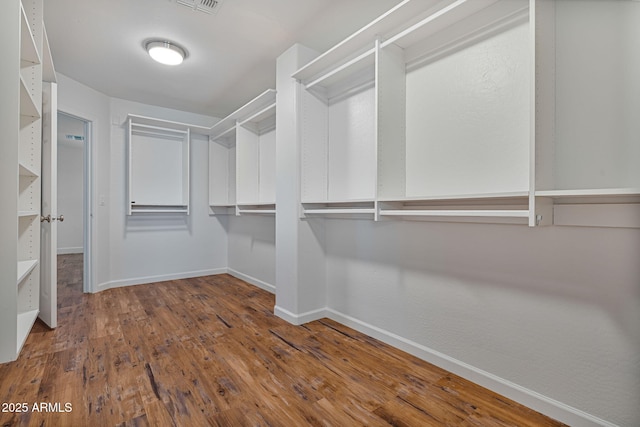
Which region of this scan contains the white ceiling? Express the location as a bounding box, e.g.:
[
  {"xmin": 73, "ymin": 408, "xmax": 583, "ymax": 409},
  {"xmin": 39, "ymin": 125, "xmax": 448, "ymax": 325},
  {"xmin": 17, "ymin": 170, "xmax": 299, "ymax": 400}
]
[{"xmin": 44, "ymin": 0, "xmax": 403, "ymax": 118}]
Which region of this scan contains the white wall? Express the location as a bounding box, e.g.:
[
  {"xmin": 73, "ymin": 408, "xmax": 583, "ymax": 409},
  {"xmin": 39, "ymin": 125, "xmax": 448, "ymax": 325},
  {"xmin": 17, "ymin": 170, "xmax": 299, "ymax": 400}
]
[
  {"xmin": 227, "ymin": 215, "xmax": 276, "ymax": 293},
  {"xmin": 57, "ymin": 114, "xmax": 84, "ymax": 254},
  {"xmin": 323, "ymin": 219, "xmax": 640, "ymax": 426}
]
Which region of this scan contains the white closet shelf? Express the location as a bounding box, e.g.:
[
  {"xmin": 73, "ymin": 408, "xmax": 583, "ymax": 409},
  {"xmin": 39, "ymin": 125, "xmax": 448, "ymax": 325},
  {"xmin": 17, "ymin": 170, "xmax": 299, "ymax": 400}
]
[
  {"xmin": 239, "ymin": 103, "xmax": 276, "ymax": 127},
  {"xmin": 302, "ymin": 198, "xmax": 376, "ymax": 204},
  {"xmin": 209, "ymin": 89, "xmax": 276, "ymax": 139},
  {"xmin": 127, "ymin": 115, "xmax": 191, "ymax": 216},
  {"xmin": 18, "ymin": 210, "xmax": 39, "ymax": 217},
  {"xmin": 17, "ymin": 309, "xmax": 39, "ymax": 354},
  {"xmin": 239, "ymin": 103, "xmax": 276, "ymax": 135},
  {"xmin": 129, "ymin": 205, "xmax": 189, "ymax": 214},
  {"xmin": 378, "ymin": 191, "xmax": 529, "ymax": 203},
  {"xmin": 379, "ymin": 209, "xmax": 529, "ymax": 218},
  {"xmin": 380, "ymin": 0, "xmax": 523, "ymax": 50},
  {"xmin": 20, "ymin": 75, "xmax": 40, "ymax": 119},
  {"xmin": 20, "ymin": 4, "xmax": 40, "ymax": 66},
  {"xmin": 292, "ymin": 0, "xmax": 457, "ymax": 82},
  {"xmin": 18, "ymin": 162, "xmax": 39, "ymax": 177},
  {"xmin": 209, "ymin": 205, "xmax": 236, "ymax": 216},
  {"xmin": 377, "ymin": 194, "xmax": 531, "ymax": 223},
  {"xmin": 237, "ymin": 203, "xmax": 276, "ymax": 215},
  {"xmin": 305, "ymin": 48, "xmax": 375, "ymax": 90},
  {"xmin": 238, "ymin": 209, "xmax": 276, "ymax": 215},
  {"xmin": 302, "ymin": 200, "xmax": 376, "ymax": 218},
  {"xmin": 17, "ymin": 260, "xmax": 38, "ymax": 285},
  {"xmin": 535, "ymin": 188, "xmax": 640, "ymax": 204},
  {"xmin": 293, "ymin": 0, "xmax": 522, "ymax": 84},
  {"xmin": 304, "ymin": 208, "xmax": 376, "ymax": 215},
  {"xmin": 127, "ymin": 115, "xmax": 208, "ymax": 135}
]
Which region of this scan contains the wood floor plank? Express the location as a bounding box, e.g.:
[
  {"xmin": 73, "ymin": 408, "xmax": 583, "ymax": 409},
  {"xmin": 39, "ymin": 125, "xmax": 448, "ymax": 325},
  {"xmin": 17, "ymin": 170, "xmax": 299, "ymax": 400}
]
[{"xmin": 0, "ymin": 254, "xmax": 567, "ymax": 426}]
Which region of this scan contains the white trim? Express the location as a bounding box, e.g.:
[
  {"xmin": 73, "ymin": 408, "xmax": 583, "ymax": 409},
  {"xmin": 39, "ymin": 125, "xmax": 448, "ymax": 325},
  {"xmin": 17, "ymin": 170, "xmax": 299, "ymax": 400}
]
[
  {"xmin": 57, "ymin": 247, "xmax": 83, "ymax": 255},
  {"xmin": 227, "ymin": 269, "xmax": 276, "ymax": 294},
  {"xmin": 273, "ymin": 305, "xmax": 327, "ymax": 326},
  {"xmin": 57, "ymin": 109, "xmax": 94, "ymax": 294},
  {"xmin": 96, "ymin": 268, "xmax": 227, "ymax": 292},
  {"xmin": 324, "ymin": 308, "xmax": 617, "ymax": 427}
]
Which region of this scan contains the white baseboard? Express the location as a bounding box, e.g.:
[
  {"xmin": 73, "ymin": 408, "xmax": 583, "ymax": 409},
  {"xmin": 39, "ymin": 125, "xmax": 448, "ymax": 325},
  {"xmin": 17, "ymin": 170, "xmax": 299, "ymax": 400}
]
[
  {"xmin": 324, "ymin": 308, "xmax": 617, "ymax": 427},
  {"xmin": 274, "ymin": 305, "xmax": 327, "ymax": 325},
  {"xmin": 96, "ymin": 268, "xmax": 227, "ymax": 292},
  {"xmin": 227, "ymin": 269, "xmax": 276, "ymax": 294},
  {"xmin": 57, "ymin": 247, "xmax": 83, "ymax": 255}
]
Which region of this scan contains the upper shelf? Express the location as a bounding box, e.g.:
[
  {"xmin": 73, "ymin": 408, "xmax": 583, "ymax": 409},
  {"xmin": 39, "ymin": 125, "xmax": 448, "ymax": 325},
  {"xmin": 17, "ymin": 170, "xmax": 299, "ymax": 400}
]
[
  {"xmin": 305, "ymin": 47, "xmax": 375, "ymax": 91},
  {"xmin": 238, "ymin": 102, "xmax": 276, "ymax": 135},
  {"xmin": 20, "ymin": 75, "xmax": 40, "ymax": 119},
  {"xmin": 17, "ymin": 259, "xmax": 38, "ymax": 285},
  {"xmin": 292, "ymin": 0, "xmax": 517, "ymax": 84},
  {"xmin": 536, "ymin": 188, "xmax": 640, "ymax": 204},
  {"xmin": 127, "ymin": 114, "xmax": 210, "ymax": 135},
  {"xmin": 127, "ymin": 90, "xmax": 277, "ymax": 140},
  {"xmin": 20, "ymin": 4, "xmax": 40, "ymax": 67},
  {"xmin": 209, "ymin": 89, "xmax": 276, "ymax": 139},
  {"xmin": 292, "ymin": 0, "xmax": 445, "ymax": 82}
]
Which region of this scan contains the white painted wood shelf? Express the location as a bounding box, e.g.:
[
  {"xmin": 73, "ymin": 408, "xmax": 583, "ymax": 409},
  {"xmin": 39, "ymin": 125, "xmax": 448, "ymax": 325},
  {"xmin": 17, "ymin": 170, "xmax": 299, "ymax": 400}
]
[
  {"xmin": 20, "ymin": 75, "xmax": 40, "ymax": 118},
  {"xmin": 123, "ymin": 91, "xmax": 278, "ymax": 217},
  {"xmin": 18, "ymin": 162, "xmax": 39, "ymax": 178},
  {"xmin": 293, "ymin": 0, "xmax": 639, "ymax": 228},
  {"xmin": 17, "ymin": 259, "xmax": 38, "ymax": 285},
  {"xmin": 19, "ymin": 4, "xmax": 40, "ymax": 66},
  {"xmin": 127, "ymin": 116, "xmax": 191, "ymax": 215},
  {"xmin": 535, "ymin": 188, "xmax": 640, "ymax": 202},
  {"xmin": 209, "ymin": 89, "xmax": 277, "ymax": 216},
  {"xmin": 302, "ymin": 200, "xmax": 376, "ymax": 219},
  {"xmin": 237, "ymin": 203, "xmax": 276, "ymax": 215},
  {"xmin": 16, "ymin": 309, "xmax": 39, "ymax": 354},
  {"xmin": 2, "ymin": 0, "xmax": 47, "ymax": 364}
]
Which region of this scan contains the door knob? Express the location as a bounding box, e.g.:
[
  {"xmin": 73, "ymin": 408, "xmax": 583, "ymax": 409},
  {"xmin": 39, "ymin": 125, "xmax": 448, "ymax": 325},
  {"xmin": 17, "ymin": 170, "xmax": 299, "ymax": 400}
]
[{"xmin": 40, "ymin": 214, "xmax": 64, "ymax": 222}]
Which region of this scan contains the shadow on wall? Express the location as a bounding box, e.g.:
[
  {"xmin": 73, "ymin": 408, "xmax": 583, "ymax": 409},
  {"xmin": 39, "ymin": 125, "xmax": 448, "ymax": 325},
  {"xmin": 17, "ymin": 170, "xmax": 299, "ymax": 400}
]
[
  {"xmin": 323, "ymin": 219, "xmax": 640, "ymax": 344},
  {"xmin": 228, "ymin": 214, "xmax": 275, "ymax": 246}
]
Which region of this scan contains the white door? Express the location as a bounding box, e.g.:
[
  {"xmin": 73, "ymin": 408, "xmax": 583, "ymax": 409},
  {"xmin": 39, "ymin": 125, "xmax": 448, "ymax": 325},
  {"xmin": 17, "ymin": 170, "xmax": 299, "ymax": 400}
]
[{"xmin": 39, "ymin": 82, "xmax": 58, "ymax": 328}]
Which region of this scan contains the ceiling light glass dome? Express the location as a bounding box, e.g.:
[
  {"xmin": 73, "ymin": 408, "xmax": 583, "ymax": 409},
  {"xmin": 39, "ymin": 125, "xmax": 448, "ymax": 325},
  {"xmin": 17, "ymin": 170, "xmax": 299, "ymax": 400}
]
[{"xmin": 146, "ymin": 41, "xmax": 186, "ymax": 66}]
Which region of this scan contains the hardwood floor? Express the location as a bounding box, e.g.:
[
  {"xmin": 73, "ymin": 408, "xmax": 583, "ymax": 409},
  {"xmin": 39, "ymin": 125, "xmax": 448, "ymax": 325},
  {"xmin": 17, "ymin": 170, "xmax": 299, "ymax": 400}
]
[{"xmin": 0, "ymin": 254, "xmax": 565, "ymax": 426}]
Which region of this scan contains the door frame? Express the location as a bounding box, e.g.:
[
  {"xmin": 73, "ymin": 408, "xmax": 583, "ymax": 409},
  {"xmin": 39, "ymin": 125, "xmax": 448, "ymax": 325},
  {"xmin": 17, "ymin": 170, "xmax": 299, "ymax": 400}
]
[{"xmin": 58, "ymin": 110, "xmax": 94, "ymax": 294}]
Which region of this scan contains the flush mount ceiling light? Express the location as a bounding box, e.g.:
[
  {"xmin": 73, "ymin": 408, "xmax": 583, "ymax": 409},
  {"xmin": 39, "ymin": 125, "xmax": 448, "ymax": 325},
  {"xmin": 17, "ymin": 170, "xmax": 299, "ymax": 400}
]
[{"xmin": 146, "ymin": 40, "xmax": 187, "ymax": 66}]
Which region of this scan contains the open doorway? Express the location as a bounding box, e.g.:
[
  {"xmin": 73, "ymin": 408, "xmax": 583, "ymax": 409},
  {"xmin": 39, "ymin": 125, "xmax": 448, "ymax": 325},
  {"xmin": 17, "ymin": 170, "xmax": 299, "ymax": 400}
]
[{"xmin": 56, "ymin": 112, "xmax": 89, "ymax": 299}]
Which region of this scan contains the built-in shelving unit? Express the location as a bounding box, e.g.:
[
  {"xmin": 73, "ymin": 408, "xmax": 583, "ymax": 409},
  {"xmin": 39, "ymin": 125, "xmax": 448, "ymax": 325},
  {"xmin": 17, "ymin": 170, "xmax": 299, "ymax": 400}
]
[
  {"xmin": 127, "ymin": 115, "xmax": 200, "ymax": 215},
  {"xmin": 208, "ymin": 89, "xmax": 277, "ymax": 215},
  {"xmin": 532, "ymin": 0, "xmax": 640, "ymax": 227},
  {"xmin": 1, "ymin": 0, "xmax": 47, "ymax": 364},
  {"xmin": 293, "ymin": 0, "xmax": 638, "ymax": 228},
  {"xmin": 295, "ymin": 42, "xmax": 376, "ymax": 218}
]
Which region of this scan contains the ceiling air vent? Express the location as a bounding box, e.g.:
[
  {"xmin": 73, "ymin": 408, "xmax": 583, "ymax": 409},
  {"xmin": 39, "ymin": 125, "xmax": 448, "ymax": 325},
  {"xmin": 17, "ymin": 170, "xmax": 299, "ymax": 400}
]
[{"xmin": 177, "ymin": 0, "xmax": 223, "ymax": 14}]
